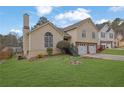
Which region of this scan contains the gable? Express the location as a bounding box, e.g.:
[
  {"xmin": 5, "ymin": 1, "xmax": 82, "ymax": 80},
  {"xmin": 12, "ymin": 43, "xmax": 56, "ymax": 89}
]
[
  {"xmin": 30, "ymin": 22, "xmax": 64, "ymax": 36},
  {"xmin": 65, "ymin": 18, "xmax": 98, "ymax": 43},
  {"xmin": 109, "ymin": 29, "xmax": 114, "ymax": 34},
  {"xmin": 64, "ymin": 18, "xmax": 99, "ymax": 33},
  {"xmin": 78, "ymin": 18, "xmax": 98, "ymax": 33},
  {"xmin": 30, "ymin": 23, "xmax": 64, "ymax": 39}
]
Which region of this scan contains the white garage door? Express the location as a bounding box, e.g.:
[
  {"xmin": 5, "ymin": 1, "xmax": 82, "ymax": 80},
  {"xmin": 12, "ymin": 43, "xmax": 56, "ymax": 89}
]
[
  {"xmin": 78, "ymin": 44, "xmax": 87, "ymax": 55},
  {"xmin": 106, "ymin": 43, "xmax": 111, "ymax": 48},
  {"xmin": 89, "ymin": 44, "xmax": 96, "ymax": 54}
]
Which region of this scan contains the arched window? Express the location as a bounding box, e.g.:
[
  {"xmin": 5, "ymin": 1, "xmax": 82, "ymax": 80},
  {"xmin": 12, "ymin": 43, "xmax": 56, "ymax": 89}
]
[{"xmin": 44, "ymin": 32, "xmax": 53, "ymax": 47}]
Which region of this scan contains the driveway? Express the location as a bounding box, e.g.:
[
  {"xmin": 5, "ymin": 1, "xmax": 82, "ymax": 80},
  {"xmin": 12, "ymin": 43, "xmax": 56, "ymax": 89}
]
[
  {"xmin": 112, "ymin": 48, "xmax": 124, "ymax": 50},
  {"xmin": 83, "ymin": 54, "xmax": 124, "ymax": 61}
]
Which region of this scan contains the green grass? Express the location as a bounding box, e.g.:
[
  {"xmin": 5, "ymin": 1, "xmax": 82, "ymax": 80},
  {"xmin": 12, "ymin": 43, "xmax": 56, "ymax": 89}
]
[
  {"xmin": 1, "ymin": 55, "xmax": 124, "ymax": 87},
  {"xmin": 100, "ymin": 49, "xmax": 124, "ymax": 55}
]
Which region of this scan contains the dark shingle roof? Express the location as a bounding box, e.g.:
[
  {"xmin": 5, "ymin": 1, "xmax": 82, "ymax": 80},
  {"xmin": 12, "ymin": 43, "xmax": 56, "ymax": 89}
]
[
  {"xmin": 96, "ymin": 24, "xmax": 105, "ymax": 30},
  {"xmin": 106, "ymin": 27, "xmax": 111, "ymax": 32},
  {"xmin": 96, "ymin": 23, "xmax": 113, "ymax": 32},
  {"xmin": 63, "ymin": 18, "xmax": 92, "ymax": 32}
]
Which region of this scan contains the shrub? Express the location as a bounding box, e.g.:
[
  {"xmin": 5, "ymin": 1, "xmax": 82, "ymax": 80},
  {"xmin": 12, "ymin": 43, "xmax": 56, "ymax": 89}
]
[
  {"xmin": 56, "ymin": 40, "xmax": 70, "ymax": 53},
  {"xmin": 47, "ymin": 48, "xmax": 53, "ymax": 56},
  {"xmin": 17, "ymin": 55, "xmax": 24, "ymax": 60},
  {"xmin": 0, "ymin": 47, "xmax": 13, "ymax": 60},
  {"xmin": 37, "ymin": 53, "xmax": 43, "ymax": 58},
  {"xmin": 56, "ymin": 40, "xmax": 70, "ymax": 49},
  {"xmin": 97, "ymin": 46, "xmax": 105, "ymax": 53}
]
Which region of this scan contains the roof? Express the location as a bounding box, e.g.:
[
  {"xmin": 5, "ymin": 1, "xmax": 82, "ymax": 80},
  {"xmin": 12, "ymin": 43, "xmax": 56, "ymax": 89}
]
[
  {"xmin": 29, "ymin": 16, "xmax": 72, "ymax": 37},
  {"xmin": 106, "ymin": 27, "xmax": 112, "ymax": 32},
  {"xmin": 29, "ymin": 17, "xmax": 98, "ymax": 37},
  {"xmin": 96, "ymin": 24, "xmax": 105, "ymax": 30},
  {"xmin": 63, "ymin": 18, "xmax": 89, "ymax": 31},
  {"xmin": 96, "ymin": 23, "xmax": 113, "ymax": 32},
  {"xmin": 30, "ymin": 21, "xmax": 70, "ymax": 37},
  {"xmin": 63, "ymin": 18, "xmax": 99, "ymax": 32}
]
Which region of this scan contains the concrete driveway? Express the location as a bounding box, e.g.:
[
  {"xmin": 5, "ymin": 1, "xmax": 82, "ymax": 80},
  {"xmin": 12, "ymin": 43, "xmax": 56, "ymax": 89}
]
[
  {"xmin": 83, "ymin": 54, "xmax": 124, "ymax": 61},
  {"xmin": 112, "ymin": 48, "xmax": 124, "ymax": 50}
]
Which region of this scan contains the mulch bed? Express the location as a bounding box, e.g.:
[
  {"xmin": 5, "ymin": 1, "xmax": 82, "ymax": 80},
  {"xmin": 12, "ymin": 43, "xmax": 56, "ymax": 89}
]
[{"xmin": 69, "ymin": 60, "xmax": 80, "ymax": 65}]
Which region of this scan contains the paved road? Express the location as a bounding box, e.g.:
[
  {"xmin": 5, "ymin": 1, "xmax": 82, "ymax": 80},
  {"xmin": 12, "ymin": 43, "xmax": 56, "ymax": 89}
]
[{"xmin": 83, "ymin": 54, "xmax": 124, "ymax": 61}]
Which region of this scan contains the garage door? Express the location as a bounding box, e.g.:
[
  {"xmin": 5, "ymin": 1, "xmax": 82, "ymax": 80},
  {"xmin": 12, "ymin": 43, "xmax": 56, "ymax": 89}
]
[
  {"xmin": 106, "ymin": 43, "xmax": 111, "ymax": 48},
  {"xmin": 89, "ymin": 44, "xmax": 96, "ymax": 54},
  {"xmin": 78, "ymin": 44, "xmax": 87, "ymax": 55}
]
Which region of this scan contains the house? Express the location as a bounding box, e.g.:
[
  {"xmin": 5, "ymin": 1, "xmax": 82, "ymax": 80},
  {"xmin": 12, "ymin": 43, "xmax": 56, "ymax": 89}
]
[
  {"xmin": 115, "ymin": 34, "xmax": 124, "ymax": 47},
  {"xmin": 23, "ymin": 14, "xmax": 64, "ymax": 58},
  {"xmin": 10, "ymin": 46, "xmax": 22, "ymax": 54},
  {"xmin": 96, "ymin": 24, "xmax": 115, "ymax": 49},
  {"xmin": 23, "ymin": 13, "xmax": 98, "ymax": 58},
  {"xmin": 118, "ymin": 39, "xmax": 124, "ymax": 47},
  {"xmin": 63, "ymin": 18, "xmax": 98, "ymax": 55}
]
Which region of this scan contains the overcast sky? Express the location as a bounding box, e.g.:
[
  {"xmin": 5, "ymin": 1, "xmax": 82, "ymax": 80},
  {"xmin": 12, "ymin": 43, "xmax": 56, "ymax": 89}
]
[{"xmin": 0, "ymin": 6, "xmax": 124, "ymax": 36}]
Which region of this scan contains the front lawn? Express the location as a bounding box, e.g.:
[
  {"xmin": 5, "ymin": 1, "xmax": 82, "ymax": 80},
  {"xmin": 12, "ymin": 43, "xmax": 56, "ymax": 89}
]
[
  {"xmin": 100, "ymin": 49, "xmax": 124, "ymax": 55},
  {"xmin": 1, "ymin": 55, "xmax": 124, "ymax": 87}
]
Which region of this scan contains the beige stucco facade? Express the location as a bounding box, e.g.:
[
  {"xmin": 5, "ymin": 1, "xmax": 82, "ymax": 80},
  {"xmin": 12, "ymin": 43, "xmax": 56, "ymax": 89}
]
[
  {"xmin": 119, "ymin": 41, "xmax": 124, "ymax": 47},
  {"xmin": 115, "ymin": 39, "xmax": 124, "ymax": 47},
  {"xmin": 65, "ymin": 19, "xmax": 98, "ymax": 45},
  {"xmin": 28, "ymin": 23, "xmax": 63, "ymax": 57},
  {"xmin": 115, "ymin": 34, "xmax": 124, "ymax": 47},
  {"xmin": 66, "ymin": 29, "xmax": 77, "ymax": 45},
  {"xmin": 76, "ymin": 19, "xmax": 98, "ymax": 43}
]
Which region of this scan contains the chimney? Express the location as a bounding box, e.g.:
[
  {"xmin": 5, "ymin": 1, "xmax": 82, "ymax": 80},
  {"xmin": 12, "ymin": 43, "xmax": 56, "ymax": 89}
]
[
  {"xmin": 23, "ymin": 13, "xmax": 29, "ymax": 30},
  {"xmin": 23, "ymin": 13, "xmax": 29, "ymax": 57}
]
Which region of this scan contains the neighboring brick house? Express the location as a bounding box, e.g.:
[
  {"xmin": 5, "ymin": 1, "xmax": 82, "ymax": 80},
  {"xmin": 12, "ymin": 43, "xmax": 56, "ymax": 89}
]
[
  {"xmin": 96, "ymin": 24, "xmax": 115, "ymax": 49},
  {"xmin": 23, "ymin": 13, "xmax": 98, "ymax": 58}
]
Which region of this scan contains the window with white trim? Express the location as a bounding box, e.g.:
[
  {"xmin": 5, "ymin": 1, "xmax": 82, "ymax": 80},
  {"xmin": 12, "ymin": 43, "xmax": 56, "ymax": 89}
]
[
  {"xmin": 44, "ymin": 32, "xmax": 53, "ymax": 47},
  {"xmin": 82, "ymin": 30, "xmax": 86, "ymax": 38},
  {"xmin": 101, "ymin": 32, "xmax": 105, "ymax": 38},
  {"xmin": 92, "ymin": 32, "xmax": 95, "ymax": 39},
  {"xmin": 109, "ymin": 33, "xmax": 113, "ymax": 38}
]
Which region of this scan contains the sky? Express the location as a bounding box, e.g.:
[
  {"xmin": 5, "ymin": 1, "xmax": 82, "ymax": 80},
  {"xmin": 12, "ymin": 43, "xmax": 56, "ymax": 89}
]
[{"xmin": 0, "ymin": 6, "xmax": 124, "ymax": 36}]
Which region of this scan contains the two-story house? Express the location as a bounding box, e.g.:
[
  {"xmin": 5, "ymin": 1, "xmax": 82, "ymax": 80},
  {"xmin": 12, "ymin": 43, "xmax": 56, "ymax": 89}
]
[
  {"xmin": 96, "ymin": 24, "xmax": 115, "ymax": 49},
  {"xmin": 23, "ymin": 14, "xmax": 98, "ymax": 58},
  {"xmin": 63, "ymin": 18, "xmax": 98, "ymax": 55}
]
